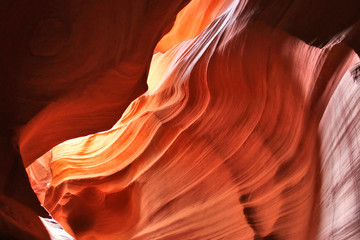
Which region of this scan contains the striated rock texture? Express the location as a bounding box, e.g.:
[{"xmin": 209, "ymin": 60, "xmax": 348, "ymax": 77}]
[
  {"xmin": 318, "ymin": 66, "xmax": 360, "ymax": 240},
  {"xmin": 0, "ymin": 0, "xmax": 189, "ymax": 238},
  {"xmin": 1, "ymin": 0, "xmax": 360, "ymax": 239}
]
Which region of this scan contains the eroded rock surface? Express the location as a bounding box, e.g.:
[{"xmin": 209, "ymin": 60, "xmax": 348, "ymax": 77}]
[{"xmin": 1, "ymin": 0, "xmax": 360, "ymax": 239}]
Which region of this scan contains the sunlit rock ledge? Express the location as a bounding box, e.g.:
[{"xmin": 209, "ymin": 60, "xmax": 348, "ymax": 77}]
[{"xmin": 1, "ymin": 0, "xmax": 359, "ymax": 239}]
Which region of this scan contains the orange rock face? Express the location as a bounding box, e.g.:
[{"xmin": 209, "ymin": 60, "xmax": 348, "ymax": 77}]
[{"xmin": 1, "ymin": 0, "xmax": 360, "ymax": 239}]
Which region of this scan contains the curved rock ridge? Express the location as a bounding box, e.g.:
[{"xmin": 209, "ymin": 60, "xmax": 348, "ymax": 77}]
[
  {"xmin": 9, "ymin": 0, "xmax": 191, "ymax": 168},
  {"xmin": 26, "ymin": 0, "xmax": 360, "ymax": 239},
  {"xmin": 0, "ymin": 0, "xmax": 189, "ymax": 237}
]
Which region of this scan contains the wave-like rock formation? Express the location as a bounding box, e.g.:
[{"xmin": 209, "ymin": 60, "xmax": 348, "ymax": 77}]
[
  {"xmin": 1, "ymin": 0, "xmax": 189, "ymax": 238},
  {"xmin": 1, "ymin": 0, "xmax": 360, "ymax": 239}
]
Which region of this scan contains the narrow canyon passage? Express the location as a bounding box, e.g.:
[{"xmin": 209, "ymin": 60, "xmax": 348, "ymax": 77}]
[{"xmin": 1, "ymin": 0, "xmax": 360, "ymax": 239}]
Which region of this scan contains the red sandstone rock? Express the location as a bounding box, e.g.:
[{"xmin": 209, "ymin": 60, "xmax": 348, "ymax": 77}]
[
  {"xmin": 0, "ymin": 194, "xmax": 50, "ymax": 239},
  {"xmin": 1, "ymin": 0, "xmax": 360, "ymax": 239}
]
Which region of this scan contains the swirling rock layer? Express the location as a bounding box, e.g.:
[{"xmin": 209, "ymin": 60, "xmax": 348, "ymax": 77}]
[{"xmin": 1, "ymin": 0, "xmax": 360, "ymax": 239}]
